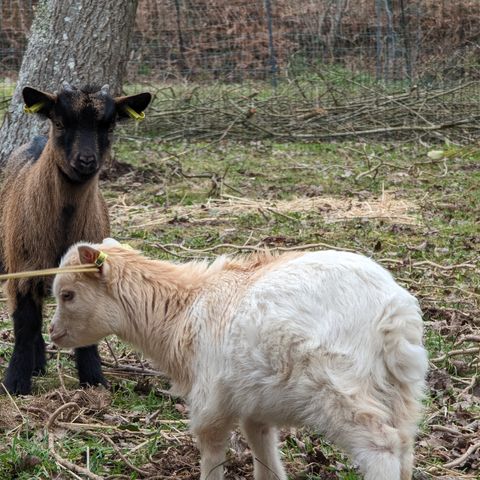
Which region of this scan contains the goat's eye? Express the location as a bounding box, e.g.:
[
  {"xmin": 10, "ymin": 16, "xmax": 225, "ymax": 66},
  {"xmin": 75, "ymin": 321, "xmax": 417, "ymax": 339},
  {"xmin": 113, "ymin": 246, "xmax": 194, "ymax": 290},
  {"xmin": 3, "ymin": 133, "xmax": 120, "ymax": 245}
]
[
  {"xmin": 61, "ymin": 291, "xmax": 74, "ymax": 301},
  {"xmin": 54, "ymin": 121, "xmax": 64, "ymax": 130}
]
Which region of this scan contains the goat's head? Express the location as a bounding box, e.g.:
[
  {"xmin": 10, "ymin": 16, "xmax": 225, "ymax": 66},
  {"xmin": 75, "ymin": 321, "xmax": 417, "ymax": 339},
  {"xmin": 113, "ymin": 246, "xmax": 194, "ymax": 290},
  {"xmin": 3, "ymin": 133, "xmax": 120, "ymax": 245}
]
[
  {"xmin": 50, "ymin": 242, "xmax": 121, "ymax": 348},
  {"xmin": 22, "ymin": 83, "xmax": 152, "ymax": 182}
]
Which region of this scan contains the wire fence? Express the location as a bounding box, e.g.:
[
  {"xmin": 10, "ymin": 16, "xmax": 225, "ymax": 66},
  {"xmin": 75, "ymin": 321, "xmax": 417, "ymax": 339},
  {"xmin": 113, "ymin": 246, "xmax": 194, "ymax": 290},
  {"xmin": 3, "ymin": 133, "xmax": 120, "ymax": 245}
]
[
  {"xmin": 1, "ymin": 0, "xmax": 480, "ymax": 140},
  {"xmin": 131, "ymin": 0, "xmax": 480, "ymax": 86}
]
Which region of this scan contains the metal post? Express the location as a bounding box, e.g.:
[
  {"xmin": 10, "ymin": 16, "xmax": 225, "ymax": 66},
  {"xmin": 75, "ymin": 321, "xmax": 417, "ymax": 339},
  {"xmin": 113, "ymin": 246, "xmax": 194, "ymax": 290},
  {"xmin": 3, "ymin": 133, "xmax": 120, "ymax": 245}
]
[
  {"xmin": 375, "ymin": 0, "xmax": 383, "ymax": 82},
  {"xmin": 399, "ymin": 0, "xmax": 413, "ymax": 83},
  {"xmin": 173, "ymin": 0, "xmax": 189, "ymax": 78},
  {"xmin": 384, "ymin": 0, "xmax": 395, "ymax": 82},
  {"xmin": 264, "ymin": 0, "xmax": 278, "ymax": 87}
]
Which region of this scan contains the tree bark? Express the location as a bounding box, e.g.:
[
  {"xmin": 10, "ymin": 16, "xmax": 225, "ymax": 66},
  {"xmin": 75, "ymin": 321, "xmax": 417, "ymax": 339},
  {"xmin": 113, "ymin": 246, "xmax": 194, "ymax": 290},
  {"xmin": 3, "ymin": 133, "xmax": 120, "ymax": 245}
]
[{"xmin": 0, "ymin": 0, "xmax": 139, "ymax": 166}]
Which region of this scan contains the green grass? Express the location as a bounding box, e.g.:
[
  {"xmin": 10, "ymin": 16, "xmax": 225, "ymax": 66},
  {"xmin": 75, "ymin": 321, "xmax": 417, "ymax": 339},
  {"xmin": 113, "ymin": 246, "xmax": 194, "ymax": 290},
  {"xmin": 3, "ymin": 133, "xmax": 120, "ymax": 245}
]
[{"xmin": 1, "ymin": 137, "xmax": 479, "ymax": 478}]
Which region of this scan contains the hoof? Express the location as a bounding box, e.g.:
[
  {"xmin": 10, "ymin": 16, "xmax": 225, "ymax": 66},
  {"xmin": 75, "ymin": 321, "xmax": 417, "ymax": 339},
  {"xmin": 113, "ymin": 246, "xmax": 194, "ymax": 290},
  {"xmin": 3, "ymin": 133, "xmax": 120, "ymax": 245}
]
[
  {"xmin": 1, "ymin": 375, "xmax": 32, "ymax": 395},
  {"xmin": 79, "ymin": 374, "xmax": 108, "ymax": 389},
  {"xmin": 32, "ymin": 365, "xmax": 47, "ymax": 377}
]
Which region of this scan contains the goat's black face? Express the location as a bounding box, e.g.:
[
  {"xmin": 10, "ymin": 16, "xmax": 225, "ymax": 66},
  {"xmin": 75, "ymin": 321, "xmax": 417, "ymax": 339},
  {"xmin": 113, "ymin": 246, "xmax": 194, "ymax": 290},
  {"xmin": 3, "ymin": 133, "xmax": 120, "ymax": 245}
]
[
  {"xmin": 52, "ymin": 86, "xmax": 116, "ymax": 181},
  {"xmin": 22, "ymin": 84, "xmax": 152, "ymax": 183}
]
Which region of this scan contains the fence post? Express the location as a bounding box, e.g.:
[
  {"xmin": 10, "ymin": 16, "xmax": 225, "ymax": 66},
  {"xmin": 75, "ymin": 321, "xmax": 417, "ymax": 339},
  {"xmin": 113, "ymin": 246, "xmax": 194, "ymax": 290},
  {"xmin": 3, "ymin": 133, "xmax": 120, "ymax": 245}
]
[
  {"xmin": 375, "ymin": 0, "xmax": 383, "ymax": 82},
  {"xmin": 384, "ymin": 0, "xmax": 396, "ymax": 81},
  {"xmin": 173, "ymin": 0, "xmax": 189, "ymax": 78},
  {"xmin": 399, "ymin": 0, "xmax": 413, "ymax": 83},
  {"xmin": 264, "ymin": 0, "xmax": 278, "ymax": 87}
]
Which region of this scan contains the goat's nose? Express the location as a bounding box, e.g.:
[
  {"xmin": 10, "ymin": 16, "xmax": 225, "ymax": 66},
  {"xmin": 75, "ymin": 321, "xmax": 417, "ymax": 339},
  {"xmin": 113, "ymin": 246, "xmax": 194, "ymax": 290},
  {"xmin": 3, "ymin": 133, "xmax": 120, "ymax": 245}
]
[
  {"xmin": 77, "ymin": 154, "xmax": 97, "ymax": 173},
  {"xmin": 78, "ymin": 154, "xmax": 96, "ymax": 166}
]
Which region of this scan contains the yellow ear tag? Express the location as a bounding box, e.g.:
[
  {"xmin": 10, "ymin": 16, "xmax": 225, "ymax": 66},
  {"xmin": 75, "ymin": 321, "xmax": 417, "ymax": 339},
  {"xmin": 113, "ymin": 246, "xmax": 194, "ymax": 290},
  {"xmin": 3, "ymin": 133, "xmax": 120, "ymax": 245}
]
[
  {"xmin": 95, "ymin": 251, "xmax": 108, "ymax": 268},
  {"xmin": 125, "ymin": 106, "xmax": 145, "ymax": 121},
  {"xmin": 24, "ymin": 102, "xmax": 45, "ymax": 114}
]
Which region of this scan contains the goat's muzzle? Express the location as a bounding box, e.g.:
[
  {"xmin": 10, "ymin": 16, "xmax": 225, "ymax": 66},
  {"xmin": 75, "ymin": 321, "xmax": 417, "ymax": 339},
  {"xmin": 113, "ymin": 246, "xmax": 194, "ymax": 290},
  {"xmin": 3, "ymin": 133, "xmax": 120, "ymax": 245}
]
[
  {"xmin": 49, "ymin": 323, "xmax": 68, "ymax": 344},
  {"xmin": 75, "ymin": 154, "xmax": 98, "ymax": 176}
]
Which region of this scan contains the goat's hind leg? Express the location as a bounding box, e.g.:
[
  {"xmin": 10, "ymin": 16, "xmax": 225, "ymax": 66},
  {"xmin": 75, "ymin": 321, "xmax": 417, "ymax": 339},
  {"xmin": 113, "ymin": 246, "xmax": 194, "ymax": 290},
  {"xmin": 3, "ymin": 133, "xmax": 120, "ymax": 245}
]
[
  {"xmin": 311, "ymin": 393, "xmax": 403, "ymax": 480},
  {"xmin": 400, "ymin": 443, "xmax": 414, "ymax": 480},
  {"xmin": 2, "ymin": 291, "xmax": 42, "ymax": 395},
  {"xmin": 75, "ymin": 344, "xmax": 107, "ymax": 387},
  {"xmin": 241, "ymin": 418, "xmax": 286, "ymax": 480},
  {"xmin": 333, "ymin": 415, "xmax": 402, "ymax": 480},
  {"xmin": 191, "ymin": 413, "xmax": 233, "ymax": 480}
]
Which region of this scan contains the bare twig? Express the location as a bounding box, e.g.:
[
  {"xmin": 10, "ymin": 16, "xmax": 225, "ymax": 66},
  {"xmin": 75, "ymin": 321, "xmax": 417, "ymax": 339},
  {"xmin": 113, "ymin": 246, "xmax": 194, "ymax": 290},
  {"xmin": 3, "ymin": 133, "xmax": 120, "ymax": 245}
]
[
  {"xmin": 50, "ymin": 450, "xmax": 104, "ymax": 480},
  {"xmin": 152, "ymin": 241, "xmax": 357, "ymax": 255},
  {"xmin": 46, "ymin": 402, "xmax": 79, "ymax": 429},
  {"xmin": 431, "ymin": 347, "xmax": 480, "ymax": 363},
  {"xmin": 443, "ymin": 441, "xmax": 480, "ymax": 469},
  {"xmin": 100, "ymin": 433, "xmax": 151, "ymax": 476},
  {"xmin": 46, "ymin": 402, "xmax": 104, "ymax": 480},
  {"xmin": 101, "ymin": 360, "xmax": 164, "ymax": 376}
]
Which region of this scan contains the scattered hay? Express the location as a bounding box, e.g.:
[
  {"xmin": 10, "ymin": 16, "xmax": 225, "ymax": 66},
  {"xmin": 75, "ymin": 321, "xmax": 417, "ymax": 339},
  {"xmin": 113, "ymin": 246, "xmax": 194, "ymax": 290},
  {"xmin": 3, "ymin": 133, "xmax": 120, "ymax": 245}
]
[
  {"xmin": 27, "ymin": 387, "xmax": 111, "ymax": 424},
  {"xmin": 110, "ymin": 191, "xmax": 420, "ymax": 232},
  {"xmin": 0, "ymin": 387, "xmax": 113, "ymax": 433},
  {"xmin": 0, "ymin": 397, "xmax": 22, "ymax": 431}
]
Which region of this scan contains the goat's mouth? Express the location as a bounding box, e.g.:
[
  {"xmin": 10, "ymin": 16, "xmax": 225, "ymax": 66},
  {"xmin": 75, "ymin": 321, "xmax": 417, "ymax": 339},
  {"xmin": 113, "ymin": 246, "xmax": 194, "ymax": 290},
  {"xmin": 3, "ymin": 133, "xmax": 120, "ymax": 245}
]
[
  {"xmin": 58, "ymin": 164, "xmax": 97, "ymax": 184},
  {"xmin": 50, "ymin": 330, "xmax": 68, "ymax": 343},
  {"xmin": 71, "ymin": 165, "xmax": 99, "ymax": 180}
]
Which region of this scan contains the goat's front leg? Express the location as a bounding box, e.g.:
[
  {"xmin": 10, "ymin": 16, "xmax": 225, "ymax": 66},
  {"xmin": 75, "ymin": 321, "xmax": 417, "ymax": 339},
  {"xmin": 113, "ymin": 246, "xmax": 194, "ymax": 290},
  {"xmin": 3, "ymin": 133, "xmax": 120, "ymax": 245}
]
[
  {"xmin": 75, "ymin": 344, "xmax": 107, "ymax": 387},
  {"xmin": 32, "ymin": 331, "xmax": 46, "ymax": 376},
  {"xmin": 2, "ymin": 292, "xmax": 42, "ymax": 395},
  {"xmin": 193, "ymin": 420, "xmax": 233, "ymax": 480},
  {"xmin": 241, "ymin": 418, "xmax": 286, "ymax": 480}
]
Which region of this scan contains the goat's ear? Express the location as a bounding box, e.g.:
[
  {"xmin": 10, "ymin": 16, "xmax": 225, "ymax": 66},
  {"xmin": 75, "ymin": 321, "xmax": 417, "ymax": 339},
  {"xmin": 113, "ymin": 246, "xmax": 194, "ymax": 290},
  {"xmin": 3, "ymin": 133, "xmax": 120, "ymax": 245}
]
[
  {"xmin": 78, "ymin": 246, "xmax": 109, "ymax": 276},
  {"xmin": 115, "ymin": 92, "xmax": 152, "ymax": 121},
  {"xmin": 78, "ymin": 246, "xmax": 100, "ymax": 265},
  {"xmin": 22, "ymin": 87, "xmax": 55, "ymax": 117}
]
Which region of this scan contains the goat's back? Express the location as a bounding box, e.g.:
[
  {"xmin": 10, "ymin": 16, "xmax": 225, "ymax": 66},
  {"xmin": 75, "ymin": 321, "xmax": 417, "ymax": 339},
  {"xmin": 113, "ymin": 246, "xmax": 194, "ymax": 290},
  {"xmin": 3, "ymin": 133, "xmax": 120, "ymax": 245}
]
[
  {"xmin": 2, "ymin": 136, "xmax": 47, "ymax": 178},
  {"xmin": 192, "ymin": 251, "xmax": 426, "ymax": 426}
]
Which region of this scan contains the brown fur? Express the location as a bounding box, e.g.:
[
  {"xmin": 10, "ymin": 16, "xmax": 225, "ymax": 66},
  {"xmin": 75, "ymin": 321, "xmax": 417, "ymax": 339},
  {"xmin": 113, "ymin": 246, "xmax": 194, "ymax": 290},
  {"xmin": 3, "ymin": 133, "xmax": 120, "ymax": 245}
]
[
  {"xmin": 0, "ymin": 140, "xmax": 109, "ymax": 310},
  {"xmin": 0, "ymin": 84, "xmax": 152, "ymax": 395}
]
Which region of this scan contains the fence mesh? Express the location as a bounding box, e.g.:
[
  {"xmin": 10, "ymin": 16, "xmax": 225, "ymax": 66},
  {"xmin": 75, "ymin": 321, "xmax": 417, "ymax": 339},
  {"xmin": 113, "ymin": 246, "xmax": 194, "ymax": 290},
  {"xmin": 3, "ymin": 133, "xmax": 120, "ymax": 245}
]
[
  {"xmin": 1, "ymin": 0, "xmax": 480, "ymax": 140},
  {"xmin": 130, "ymin": 0, "xmax": 480, "ymax": 86}
]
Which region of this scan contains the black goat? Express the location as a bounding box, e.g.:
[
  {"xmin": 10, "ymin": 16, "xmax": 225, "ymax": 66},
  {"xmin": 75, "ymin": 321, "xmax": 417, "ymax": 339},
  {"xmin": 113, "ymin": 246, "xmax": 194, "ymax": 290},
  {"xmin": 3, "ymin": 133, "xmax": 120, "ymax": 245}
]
[{"xmin": 0, "ymin": 82, "xmax": 151, "ymax": 394}]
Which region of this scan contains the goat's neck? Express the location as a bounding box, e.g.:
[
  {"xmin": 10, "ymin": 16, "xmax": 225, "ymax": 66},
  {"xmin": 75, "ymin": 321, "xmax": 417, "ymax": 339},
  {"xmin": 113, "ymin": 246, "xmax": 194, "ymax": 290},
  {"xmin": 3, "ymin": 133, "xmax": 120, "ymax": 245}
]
[
  {"xmin": 114, "ymin": 262, "xmax": 204, "ymax": 395},
  {"xmin": 34, "ymin": 142, "xmax": 100, "ymax": 205}
]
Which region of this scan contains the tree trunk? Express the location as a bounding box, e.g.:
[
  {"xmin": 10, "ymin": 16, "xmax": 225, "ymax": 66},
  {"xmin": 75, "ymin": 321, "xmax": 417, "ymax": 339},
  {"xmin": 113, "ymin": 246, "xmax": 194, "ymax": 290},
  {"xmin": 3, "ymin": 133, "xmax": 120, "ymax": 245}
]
[{"xmin": 0, "ymin": 0, "xmax": 138, "ymax": 166}]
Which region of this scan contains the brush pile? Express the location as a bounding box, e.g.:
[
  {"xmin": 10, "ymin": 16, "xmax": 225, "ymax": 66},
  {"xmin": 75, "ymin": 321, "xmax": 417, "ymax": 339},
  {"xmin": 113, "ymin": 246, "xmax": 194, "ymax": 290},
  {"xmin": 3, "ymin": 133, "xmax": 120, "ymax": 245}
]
[{"xmin": 143, "ymin": 80, "xmax": 480, "ymax": 142}]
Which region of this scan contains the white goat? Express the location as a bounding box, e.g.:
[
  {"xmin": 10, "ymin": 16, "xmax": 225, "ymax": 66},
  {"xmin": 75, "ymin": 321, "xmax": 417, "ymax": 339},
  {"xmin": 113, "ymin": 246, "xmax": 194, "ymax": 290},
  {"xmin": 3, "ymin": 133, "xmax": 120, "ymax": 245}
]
[{"xmin": 50, "ymin": 242, "xmax": 428, "ymax": 480}]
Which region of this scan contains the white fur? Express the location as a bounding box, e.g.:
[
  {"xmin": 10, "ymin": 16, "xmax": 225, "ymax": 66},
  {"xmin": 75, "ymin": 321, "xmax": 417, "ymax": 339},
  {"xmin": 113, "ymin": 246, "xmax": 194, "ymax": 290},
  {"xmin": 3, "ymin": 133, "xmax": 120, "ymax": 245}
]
[
  {"xmin": 188, "ymin": 252, "xmax": 427, "ymax": 479},
  {"xmin": 52, "ymin": 247, "xmax": 428, "ymax": 480}
]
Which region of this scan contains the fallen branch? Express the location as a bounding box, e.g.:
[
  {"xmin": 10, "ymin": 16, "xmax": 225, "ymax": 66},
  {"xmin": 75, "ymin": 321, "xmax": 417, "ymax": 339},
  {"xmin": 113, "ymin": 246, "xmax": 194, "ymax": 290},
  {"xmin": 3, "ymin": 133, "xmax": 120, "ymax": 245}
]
[
  {"xmin": 431, "ymin": 347, "xmax": 480, "ymax": 363},
  {"xmin": 147, "ymin": 82, "xmax": 480, "ymax": 142},
  {"xmin": 46, "ymin": 402, "xmax": 104, "ymax": 480},
  {"xmin": 443, "ymin": 441, "xmax": 480, "ymax": 469},
  {"xmin": 46, "ymin": 402, "xmax": 79, "ymax": 429},
  {"xmin": 456, "ymin": 335, "xmax": 480, "ymax": 345}
]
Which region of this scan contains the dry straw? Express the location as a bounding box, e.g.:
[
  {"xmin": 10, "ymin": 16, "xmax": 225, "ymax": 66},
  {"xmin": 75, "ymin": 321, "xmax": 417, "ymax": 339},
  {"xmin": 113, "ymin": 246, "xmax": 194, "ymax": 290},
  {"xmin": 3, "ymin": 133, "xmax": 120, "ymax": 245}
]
[
  {"xmin": 110, "ymin": 191, "xmax": 420, "ymax": 231},
  {"xmin": 0, "ymin": 264, "xmax": 98, "ymax": 282}
]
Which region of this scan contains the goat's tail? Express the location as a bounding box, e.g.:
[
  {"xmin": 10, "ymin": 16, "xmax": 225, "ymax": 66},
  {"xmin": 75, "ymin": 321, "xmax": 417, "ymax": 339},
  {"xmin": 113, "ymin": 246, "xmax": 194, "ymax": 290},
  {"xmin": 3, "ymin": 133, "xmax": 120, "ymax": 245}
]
[{"xmin": 379, "ymin": 296, "xmax": 428, "ymax": 393}]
